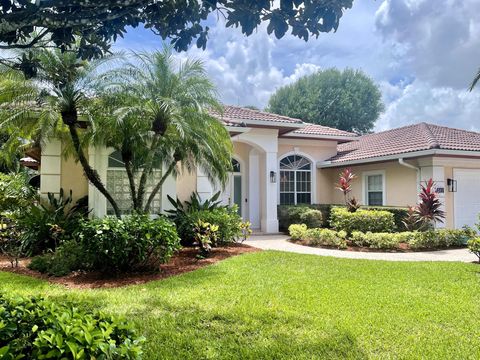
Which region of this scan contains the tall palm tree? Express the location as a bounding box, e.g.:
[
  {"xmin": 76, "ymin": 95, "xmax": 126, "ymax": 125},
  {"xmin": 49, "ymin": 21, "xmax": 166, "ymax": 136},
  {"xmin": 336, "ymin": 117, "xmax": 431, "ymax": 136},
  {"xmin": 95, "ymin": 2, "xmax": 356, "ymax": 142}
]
[
  {"xmin": 470, "ymin": 68, "xmax": 480, "ymax": 91},
  {"xmin": 95, "ymin": 48, "xmax": 233, "ymax": 212},
  {"xmin": 0, "ymin": 50, "xmax": 123, "ymax": 217}
]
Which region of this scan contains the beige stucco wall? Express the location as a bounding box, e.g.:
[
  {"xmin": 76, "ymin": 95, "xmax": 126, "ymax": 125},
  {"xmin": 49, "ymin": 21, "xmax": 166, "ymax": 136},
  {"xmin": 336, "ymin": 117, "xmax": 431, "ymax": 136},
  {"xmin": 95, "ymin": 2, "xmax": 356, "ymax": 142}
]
[
  {"xmin": 327, "ymin": 160, "xmax": 419, "ymax": 207},
  {"xmin": 176, "ymin": 168, "xmax": 197, "ymax": 202},
  {"xmin": 60, "ymin": 155, "xmax": 88, "ymax": 203}
]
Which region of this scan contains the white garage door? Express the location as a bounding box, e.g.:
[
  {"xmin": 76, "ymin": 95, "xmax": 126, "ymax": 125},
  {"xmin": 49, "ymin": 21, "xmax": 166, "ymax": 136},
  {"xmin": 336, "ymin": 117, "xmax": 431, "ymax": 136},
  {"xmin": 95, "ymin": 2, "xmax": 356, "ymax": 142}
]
[{"xmin": 454, "ymin": 169, "xmax": 480, "ymax": 229}]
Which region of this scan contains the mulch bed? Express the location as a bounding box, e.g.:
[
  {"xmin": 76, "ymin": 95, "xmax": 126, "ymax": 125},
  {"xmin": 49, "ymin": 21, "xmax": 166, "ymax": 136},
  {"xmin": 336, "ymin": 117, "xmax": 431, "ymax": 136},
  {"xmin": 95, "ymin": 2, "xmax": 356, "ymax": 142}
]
[
  {"xmin": 290, "ymin": 239, "xmax": 466, "ymax": 253},
  {"xmin": 0, "ymin": 244, "xmax": 259, "ymax": 289}
]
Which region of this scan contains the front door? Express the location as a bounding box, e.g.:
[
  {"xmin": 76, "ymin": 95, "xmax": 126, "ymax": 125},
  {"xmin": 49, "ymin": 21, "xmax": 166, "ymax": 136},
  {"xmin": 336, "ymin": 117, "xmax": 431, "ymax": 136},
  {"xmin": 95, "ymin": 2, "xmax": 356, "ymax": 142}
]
[{"xmin": 232, "ymin": 174, "xmax": 242, "ymax": 216}]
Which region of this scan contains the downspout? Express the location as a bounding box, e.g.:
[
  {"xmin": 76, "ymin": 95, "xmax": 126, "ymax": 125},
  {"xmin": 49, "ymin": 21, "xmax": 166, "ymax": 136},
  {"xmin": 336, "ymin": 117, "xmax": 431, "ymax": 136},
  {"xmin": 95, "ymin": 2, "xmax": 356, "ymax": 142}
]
[{"xmin": 398, "ymin": 158, "xmax": 421, "ymax": 194}]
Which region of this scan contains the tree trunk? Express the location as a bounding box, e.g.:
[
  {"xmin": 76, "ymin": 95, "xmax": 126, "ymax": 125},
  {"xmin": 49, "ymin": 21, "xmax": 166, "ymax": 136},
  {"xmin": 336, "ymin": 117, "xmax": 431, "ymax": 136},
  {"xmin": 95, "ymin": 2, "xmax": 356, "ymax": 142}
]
[
  {"xmin": 136, "ymin": 135, "xmax": 160, "ymax": 209},
  {"xmin": 144, "ymin": 161, "xmax": 175, "ymax": 213},
  {"xmin": 63, "ymin": 111, "xmax": 122, "ymax": 218},
  {"xmin": 124, "ymin": 159, "xmax": 138, "ymax": 211}
]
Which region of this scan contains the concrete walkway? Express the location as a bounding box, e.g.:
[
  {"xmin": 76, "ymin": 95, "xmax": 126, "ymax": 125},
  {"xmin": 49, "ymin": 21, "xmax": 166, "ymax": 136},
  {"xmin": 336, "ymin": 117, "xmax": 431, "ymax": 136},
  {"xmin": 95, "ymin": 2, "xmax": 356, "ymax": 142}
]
[{"xmin": 245, "ymin": 234, "xmax": 477, "ymax": 262}]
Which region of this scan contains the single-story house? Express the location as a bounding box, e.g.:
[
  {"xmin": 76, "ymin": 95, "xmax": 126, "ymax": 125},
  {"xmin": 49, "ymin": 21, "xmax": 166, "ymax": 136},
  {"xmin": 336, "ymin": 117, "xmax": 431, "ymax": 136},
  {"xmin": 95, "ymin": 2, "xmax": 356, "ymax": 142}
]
[{"xmin": 39, "ymin": 106, "xmax": 480, "ymax": 233}]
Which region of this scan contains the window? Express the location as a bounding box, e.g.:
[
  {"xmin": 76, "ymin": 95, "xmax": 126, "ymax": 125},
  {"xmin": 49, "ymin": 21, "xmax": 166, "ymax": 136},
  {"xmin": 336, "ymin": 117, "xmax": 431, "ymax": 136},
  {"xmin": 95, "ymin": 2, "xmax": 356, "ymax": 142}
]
[
  {"xmin": 106, "ymin": 150, "xmax": 163, "ymax": 215},
  {"xmin": 365, "ymin": 173, "xmax": 384, "ymax": 206},
  {"xmin": 279, "ymin": 155, "xmax": 312, "ymax": 205},
  {"xmin": 231, "ymin": 158, "xmax": 241, "ymax": 173}
]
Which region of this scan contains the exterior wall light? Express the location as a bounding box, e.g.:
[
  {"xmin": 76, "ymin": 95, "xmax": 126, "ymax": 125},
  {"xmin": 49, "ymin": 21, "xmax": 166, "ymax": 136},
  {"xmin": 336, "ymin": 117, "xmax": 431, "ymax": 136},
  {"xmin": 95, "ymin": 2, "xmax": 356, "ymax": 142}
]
[
  {"xmin": 447, "ymin": 178, "xmax": 457, "ymax": 192},
  {"xmin": 270, "ymin": 171, "xmax": 277, "ymax": 183}
]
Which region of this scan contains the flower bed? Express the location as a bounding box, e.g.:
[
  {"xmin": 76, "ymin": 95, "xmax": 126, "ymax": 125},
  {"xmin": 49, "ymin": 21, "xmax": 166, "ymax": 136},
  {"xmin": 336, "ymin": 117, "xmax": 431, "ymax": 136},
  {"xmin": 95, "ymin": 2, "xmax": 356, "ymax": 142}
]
[{"xmin": 288, "ymin": 224, "xmax": 475, "ymax": 251}]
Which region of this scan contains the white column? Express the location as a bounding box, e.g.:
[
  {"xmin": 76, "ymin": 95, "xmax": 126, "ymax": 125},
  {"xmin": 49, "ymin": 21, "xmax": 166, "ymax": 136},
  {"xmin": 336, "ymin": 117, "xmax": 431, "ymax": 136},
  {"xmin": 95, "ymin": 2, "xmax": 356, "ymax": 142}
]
[
  {"xmin": 88, "ymin": 146, "xmax": 109, "ymax": 218},
  {"xmin": 40, "ymin": 140, "xmax": 62, "ymax": 198},
  {"xmin": 248, "ymin": 149, "xmax": 261, "ymax": 229},
  {"xmin": 161, "ymin": 172, "xmax": 177, "ymax": 212},
  {"xmin": 261, "ymin": 151, "xmax": 279, "ymax": 233}
]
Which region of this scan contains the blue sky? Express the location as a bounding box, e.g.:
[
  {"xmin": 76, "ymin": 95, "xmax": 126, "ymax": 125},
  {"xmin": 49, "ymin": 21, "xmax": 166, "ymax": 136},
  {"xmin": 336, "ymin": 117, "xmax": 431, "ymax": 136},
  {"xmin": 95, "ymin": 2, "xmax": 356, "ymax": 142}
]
[{"xmin": 114, "ymin": 0, "xmax": 480, "ymax": 131}]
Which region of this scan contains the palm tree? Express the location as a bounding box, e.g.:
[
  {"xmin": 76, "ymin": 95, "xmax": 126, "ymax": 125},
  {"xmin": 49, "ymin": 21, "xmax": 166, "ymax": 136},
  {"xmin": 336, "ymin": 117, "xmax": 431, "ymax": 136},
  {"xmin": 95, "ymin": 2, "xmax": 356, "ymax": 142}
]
[
  {"xmin": 0, "ymin": 50, "xmax": 123, "ymax": 217},
  {"xmin": 93, "ymin": 48, "xmax": 233, "ymax": 213},
  {"xmin": 470, "ymin": 68, "xmax": 480, "ymax": 91}
]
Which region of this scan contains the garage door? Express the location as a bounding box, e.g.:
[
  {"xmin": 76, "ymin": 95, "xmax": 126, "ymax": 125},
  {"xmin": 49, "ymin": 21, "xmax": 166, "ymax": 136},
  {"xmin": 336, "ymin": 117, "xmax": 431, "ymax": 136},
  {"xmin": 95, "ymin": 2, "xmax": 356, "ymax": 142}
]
[{"xmin": 454, "ymin": 169, "xmax": 480, "ymax": 229}]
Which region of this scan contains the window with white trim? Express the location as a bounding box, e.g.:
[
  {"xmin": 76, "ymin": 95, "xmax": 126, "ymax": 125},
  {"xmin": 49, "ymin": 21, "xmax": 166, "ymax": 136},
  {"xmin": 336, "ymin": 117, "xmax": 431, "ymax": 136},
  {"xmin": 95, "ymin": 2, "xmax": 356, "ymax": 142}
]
[
  {"xmin": 106, "ymin": 150, "xmax": 163, "ymax": 215},
  {"xmin": 279, "ymin": 155, "xmax": 312, "ymax": 205},
  {"xmin": 365, "ymin": 173, "xmax": 384, "ymax": 206}
]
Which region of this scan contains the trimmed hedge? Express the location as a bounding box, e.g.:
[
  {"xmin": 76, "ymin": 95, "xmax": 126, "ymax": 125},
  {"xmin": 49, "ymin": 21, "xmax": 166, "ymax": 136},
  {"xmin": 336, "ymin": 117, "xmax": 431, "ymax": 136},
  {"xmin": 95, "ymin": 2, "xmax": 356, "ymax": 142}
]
[
  {"xmin": 330, "ymin": 207, "xmax": 396, "ymax": 234},
  {"xmin": 0, "ymin": 295, "xmax": 144, "ymax": 359},
  {"xmin": 362, "ymin": 206, "xmax": 410, "ymax": 231},
  {"xmin": 278, "ymin": 205, "xmax": 330, "ymax": 231},
  {"xmin": 288, "ymin": 224, "xmax": 347, "ymax": 249}
]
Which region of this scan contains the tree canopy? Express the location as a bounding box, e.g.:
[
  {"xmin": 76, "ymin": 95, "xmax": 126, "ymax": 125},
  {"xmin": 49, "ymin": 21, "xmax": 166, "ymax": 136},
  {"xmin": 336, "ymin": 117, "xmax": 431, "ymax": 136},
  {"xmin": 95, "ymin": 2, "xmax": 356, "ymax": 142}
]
[
  {"xmin": 267, "ymin": 68, "xmax": 384, "ymax": 134},
  {"xmin": 0, "ymin": 0, "xmax": 353, "ymax": 61}
]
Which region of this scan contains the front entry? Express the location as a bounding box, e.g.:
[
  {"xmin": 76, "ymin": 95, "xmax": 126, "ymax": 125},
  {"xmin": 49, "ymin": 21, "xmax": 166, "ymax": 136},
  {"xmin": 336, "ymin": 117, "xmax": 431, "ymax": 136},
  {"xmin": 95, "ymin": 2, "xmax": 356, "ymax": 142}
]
[{"xmin": 221, "ymin": 159, "xmax": 243, "ymax": 217}]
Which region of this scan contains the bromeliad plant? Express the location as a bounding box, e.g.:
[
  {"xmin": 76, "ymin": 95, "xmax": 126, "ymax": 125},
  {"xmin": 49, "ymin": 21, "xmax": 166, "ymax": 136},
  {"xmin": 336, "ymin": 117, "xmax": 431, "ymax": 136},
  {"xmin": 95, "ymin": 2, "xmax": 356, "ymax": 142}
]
[{"xmin": 335, "ymin": 168, "xmax": 359, "ymax": 212}]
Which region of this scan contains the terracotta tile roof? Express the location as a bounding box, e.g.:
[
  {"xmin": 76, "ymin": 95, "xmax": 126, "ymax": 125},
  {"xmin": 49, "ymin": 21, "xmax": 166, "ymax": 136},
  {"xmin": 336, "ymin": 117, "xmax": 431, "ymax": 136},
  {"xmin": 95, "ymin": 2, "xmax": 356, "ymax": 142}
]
[
  {"xmin": 328, "ymin": 122, "xmax": 480, "ymax": 163},
  {"xmin": 210, "ymin": 105, "xmax": 304, "ymax": 126},
  {"xmin": 289, "ymin": 123, "xmax": 358, "ymax": 138}
]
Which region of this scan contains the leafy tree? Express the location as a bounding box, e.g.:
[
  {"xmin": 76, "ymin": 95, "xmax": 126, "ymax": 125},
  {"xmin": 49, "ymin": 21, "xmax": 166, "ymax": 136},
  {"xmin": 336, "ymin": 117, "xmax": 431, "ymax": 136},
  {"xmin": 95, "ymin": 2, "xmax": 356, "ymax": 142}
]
[
  {"xmin": 267, "ymin": 68, "xmax": 384, "ymax": 134},
  {"xmin": 86, "ymin": 48, "xmax": 233, "ymax": 213},
  {"xmin": 0, "ymin": 1, "xmax": 354, "ymax": 63}
]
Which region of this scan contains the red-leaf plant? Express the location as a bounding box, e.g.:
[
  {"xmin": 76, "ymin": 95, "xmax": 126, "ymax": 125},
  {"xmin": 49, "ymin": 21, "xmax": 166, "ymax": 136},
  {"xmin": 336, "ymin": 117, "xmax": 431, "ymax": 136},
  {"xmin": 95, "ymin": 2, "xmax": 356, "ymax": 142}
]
[
  {"xmin": 335, "ymin": 168, "xmax": 359, "ymax": 212},
  {"xmin": 415, "ymin": 178, "xmax": 446, "ymax": 227}
]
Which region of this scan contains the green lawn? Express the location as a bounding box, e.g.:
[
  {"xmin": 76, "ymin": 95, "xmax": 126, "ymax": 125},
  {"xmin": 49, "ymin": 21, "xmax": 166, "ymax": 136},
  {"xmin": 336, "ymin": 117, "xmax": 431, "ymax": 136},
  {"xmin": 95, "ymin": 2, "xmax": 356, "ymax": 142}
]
[{"xmin": 2, "ymin": 251, "xmax": 480, "ymax": 359}]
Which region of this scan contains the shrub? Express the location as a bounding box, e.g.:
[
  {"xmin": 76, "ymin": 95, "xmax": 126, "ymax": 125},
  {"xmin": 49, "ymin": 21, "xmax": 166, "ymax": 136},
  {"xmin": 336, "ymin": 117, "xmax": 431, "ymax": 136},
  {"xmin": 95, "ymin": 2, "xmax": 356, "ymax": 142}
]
[
  {"xmin": 76, "ymin": 214, "xmax": 181, "ymax": 273},
  {"xmin": 415, "ymin": 178, "xmax": 446, "ymax": 227},
  {"xmin": 468, "ymin": 238, "xmax": 480, "ymax": 262},
  {"xmin": 193, "ymin": 220, "xmax": 219, "ymax": 256},
  {"xmin": 330, "ymin": 207, "xmax": 396, "ymax": 234},
  {"xmin": 278, "ymin": 205, "xmax": 323, "ymax": 231},
  {"xmin": 303, "ymin": 228, "xmax": 347, "ymax": 249},
  {"xmin": 0, "ymin": 215, "xmax": 21, "ymax": 267},
  {"xmin": 15, "ymin": 189, "xmax": 88, "ymax": 256},
  {"xmin": 288, "ymin": 224, "xmax": 307, "ymax": 240},
  {"xmin": 350, "ymin": 231, "xmax": 415, "ymax": 249},
  {"xmin": 0, "ymin": 172, "xmax": 37, "ymax": 213},
  {"xmin": 364, "ymin": 206, "xmax": 410, "ymax": 231},
  {"xmin": 407, "ymin": 228, "xmax": 474, "ymax": 250},
  {"xmin": 28, "ymin": 240, "xmax": 86, "ymax": 276},
  {"xmin": 0, "ymin": 294, "xmax": 144, "ymax": 359}
]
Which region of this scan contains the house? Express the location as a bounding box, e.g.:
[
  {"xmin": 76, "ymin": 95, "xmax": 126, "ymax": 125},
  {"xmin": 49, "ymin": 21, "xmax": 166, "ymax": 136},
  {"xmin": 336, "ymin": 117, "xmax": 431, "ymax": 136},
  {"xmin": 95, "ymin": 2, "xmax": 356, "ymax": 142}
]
[{"xmin": 39, "ymin": 106, "xmax": 480, "ymax": 233}]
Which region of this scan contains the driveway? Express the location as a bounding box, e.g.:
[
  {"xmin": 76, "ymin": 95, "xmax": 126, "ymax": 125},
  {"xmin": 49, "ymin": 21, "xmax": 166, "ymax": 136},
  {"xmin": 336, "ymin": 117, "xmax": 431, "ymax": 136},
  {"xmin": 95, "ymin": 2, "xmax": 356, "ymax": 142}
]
[{"xmin": 245, "ymin": 234, "xmax": 477, "ymax": 262}]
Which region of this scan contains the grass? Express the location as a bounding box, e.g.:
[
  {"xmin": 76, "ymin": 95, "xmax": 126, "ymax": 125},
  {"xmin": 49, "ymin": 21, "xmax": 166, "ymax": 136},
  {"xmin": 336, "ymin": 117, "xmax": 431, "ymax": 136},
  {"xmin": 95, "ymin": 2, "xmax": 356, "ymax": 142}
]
[{"xmin": 2, "ymin": 251, "xmax": 480, "ymax": 359}]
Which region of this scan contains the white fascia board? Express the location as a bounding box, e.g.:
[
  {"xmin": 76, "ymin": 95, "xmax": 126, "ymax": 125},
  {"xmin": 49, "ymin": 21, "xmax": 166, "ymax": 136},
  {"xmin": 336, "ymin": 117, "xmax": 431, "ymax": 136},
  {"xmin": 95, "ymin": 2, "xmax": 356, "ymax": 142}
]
[
  {"xmin": 317, "ymin": 149, "xmax": 480, "ymax": 168},
  {"xmin": 240, "ymin": 119, "xmax": 305, "ymax": 128},
  {"xmin": 226, "ymin": 125, "xmax": 250, "ymax": 133}
]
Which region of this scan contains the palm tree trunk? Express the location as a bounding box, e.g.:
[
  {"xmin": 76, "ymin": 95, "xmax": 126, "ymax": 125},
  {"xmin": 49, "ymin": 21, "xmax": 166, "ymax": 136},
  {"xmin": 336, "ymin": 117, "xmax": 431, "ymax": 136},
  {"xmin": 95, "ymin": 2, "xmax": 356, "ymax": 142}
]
[
  {"xmin": 124, "ymin": 159, "xmax": 138, "ymax": 210},
  {"xmin": 144, "ymin": 161, "xmax": 175, "ymax": 213},
  {"xmin": 63, "ymin": 112, "xmax": 122, "ymax": 218},
  {"xmin": 136, "ymin": 135, "xmax": 160, "ymax": 210}
]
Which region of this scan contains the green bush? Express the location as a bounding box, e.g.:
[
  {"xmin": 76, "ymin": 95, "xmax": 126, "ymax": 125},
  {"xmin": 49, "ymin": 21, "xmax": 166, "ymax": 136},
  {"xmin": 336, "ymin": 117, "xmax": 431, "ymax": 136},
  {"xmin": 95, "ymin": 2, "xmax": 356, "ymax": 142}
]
[
  {"xmin": 278, "ymin": 205, "xmax": 324, "ymax": 231},
  {"xmin": 350, "ymin": 231, "xmax": 415, "ymax": 249},
  {"xmin": 0, "ymin": 294, "xmax": 144, "ymax": 359},
  {"xmin": 76, "ymin": 214, "xmax": 181, "ymax": 273},
  {"xmin": 407, "ymin": 228, "xmax": 475, "ymax": 250},
  {"xmin": 15, "ymin": 189, "xmax": 88, "ymax": 256},
  {"xmin": 176, "ymin": 207, "xmax": 248, "ymax": 246},
  {"xmin": 330, "ymin": 207, "xmax": 396, "ymax": 234},
  {"xmin": 28, "ymin": 240, "xmax": 86, "ymax": 276},
  {"xmin": 349, "ymin": 229, "xmax": 474, "ymax": 250},
  {"xmin": 363, "ymin": 206, "xmax": 410, "ymax": 231},
  {"xmin": 303, "ymin": 228, "xmax": 347, "ymax": 249},
  {"xmin": 468, "ymin": 237, "xmax": 480, "ymax": 262},
  {"xmin": 0, "ymin": 215, "xmax": 21, "ymax": 267},
  {"xmin": 288, "ymin": 224, "xmax": 307, "ymax": 240},
  {"xmin": 0, "ymin": 172, "xmax": 37, "ymax": 213}
]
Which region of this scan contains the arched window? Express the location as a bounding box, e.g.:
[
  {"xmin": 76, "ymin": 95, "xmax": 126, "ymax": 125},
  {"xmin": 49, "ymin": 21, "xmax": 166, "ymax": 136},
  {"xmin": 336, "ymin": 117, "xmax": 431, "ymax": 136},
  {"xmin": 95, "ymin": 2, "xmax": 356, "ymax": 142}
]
[
  {"xmin": 279, "ymin": 155, "xmax": 312, "ymax": 205},
  {"xmin": 106, "ymin": 150, "xmax": 163, "ymax": 215},
  {"xmin": 231, "ymin": 158, "xmax": 241, "ymax": 173}
]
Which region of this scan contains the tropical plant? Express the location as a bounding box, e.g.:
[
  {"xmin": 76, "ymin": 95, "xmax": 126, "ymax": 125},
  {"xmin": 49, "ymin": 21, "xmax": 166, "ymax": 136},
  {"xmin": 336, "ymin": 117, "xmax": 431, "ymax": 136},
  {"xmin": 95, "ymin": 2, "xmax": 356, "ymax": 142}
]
[
  {"xmin": 267, "ymin": 68, "xmax": 384, "ymax": 133},
  {"xmin": 15, "ymin": 189, "xmax": 87, "ymax": 255},
  {"xmin": 335, "ymin": 168, "xmax": 359, "ymax": 212},
  {"xmin": 415, "ymin": 179, "xmax": 445, "ymax": 227},
  {"xmin": 193, "ymin": 220, "xmax": 219, "ymax": 257},
  {"xmin": 90, "ymin": 49, "xmax": 233, "ymax": 213},
  {"xmin": 0, "ymin": 49, "xmax": 124, "ymax": 217},
  {"xmin": 0, "ymin": 171, "xmax": 37, "ymax": 213},
  {"xmin": 468, "ymin": 238, "xmax": 480, "ymax": 263}
]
